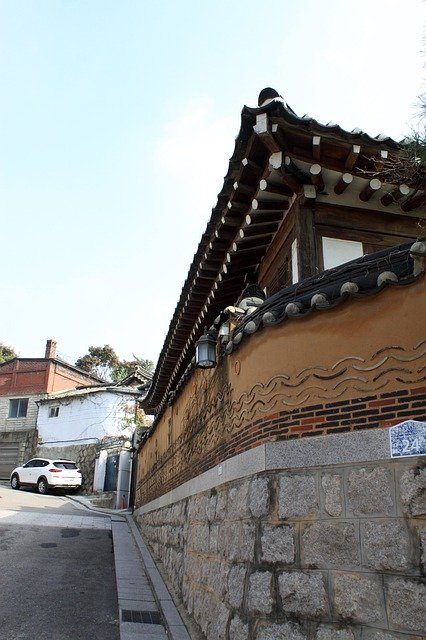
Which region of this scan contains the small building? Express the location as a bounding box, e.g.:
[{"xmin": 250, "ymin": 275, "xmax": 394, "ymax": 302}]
[
  {"xmin": 36, "ymin": 384, "xmax": 144, "ymax": 503},
  {"xmin": 134, "ymin": 90, "xmax": 426, "ymax": 638},
  {"xmin": 0, "ymin": 339, "xmax": 103, "ymax": 478}
]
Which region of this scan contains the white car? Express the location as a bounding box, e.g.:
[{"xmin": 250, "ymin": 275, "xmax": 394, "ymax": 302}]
[{"xmin": 10, "ymin": 458, "xmax": 82, "ymax": 494}]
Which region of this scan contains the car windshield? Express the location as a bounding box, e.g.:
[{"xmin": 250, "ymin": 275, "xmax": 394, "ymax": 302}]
[{"xmin": 53, "ymin": 462, "xmax": 78, "ymax": 470}]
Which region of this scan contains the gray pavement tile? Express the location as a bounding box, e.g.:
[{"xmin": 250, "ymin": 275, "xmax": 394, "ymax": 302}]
[
  {"xmin": 121, "ymin": 622, "xmax": 168, "ymax": 638},
  {"xmin": 118, "ymin": 590, "xmax": 156, "ymax": 599},
  {"xmin": 118, "ymin": 599, "xmax": 158, "ymax": 609}
]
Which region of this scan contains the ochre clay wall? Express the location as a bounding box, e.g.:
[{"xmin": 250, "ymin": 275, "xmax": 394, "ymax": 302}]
[{"xmin": 136, "ymin": 279, "xmax": 425, "ymax": 508}]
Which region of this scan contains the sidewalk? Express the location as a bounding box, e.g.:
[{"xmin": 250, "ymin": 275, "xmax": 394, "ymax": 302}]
[{"xmin": 69, "ymin": 494, "xmax": 192, "ymax": 640}]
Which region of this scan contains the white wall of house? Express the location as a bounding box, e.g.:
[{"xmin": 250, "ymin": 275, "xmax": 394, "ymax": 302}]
[{"xmin": 37, "ymin": 391, "xmax": 136, "ymax": 446}]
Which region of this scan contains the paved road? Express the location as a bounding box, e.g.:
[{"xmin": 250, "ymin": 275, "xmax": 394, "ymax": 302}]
[{"xmin": 0, "ymin": 483, "xmax": 119, "ymax": 640}]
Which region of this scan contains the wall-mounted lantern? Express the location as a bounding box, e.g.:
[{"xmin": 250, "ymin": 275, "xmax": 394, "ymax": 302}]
[{"xmin": 195, "ymin": 328, "xmax": 217, "ymax": 368}]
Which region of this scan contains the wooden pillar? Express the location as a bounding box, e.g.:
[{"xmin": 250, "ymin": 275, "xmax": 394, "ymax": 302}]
[{"xmin": 294, "ymin": 199, "xmax": 317, "ymax": 280}]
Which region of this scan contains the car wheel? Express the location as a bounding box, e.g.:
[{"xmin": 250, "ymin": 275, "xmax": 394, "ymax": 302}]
[
  {"xmin": 37, "ymin": 477, "xmax": 49, "ymax": 494},
  {"xmin": 10, "ymin": 474, "xmax": 20, "ymax": 490}
]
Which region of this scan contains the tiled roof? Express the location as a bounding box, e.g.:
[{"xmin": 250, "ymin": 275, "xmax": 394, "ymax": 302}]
[
  {"xmin": 149, "ymin": 241, "xmax": 425, "ymax": 423},
  {"xmin": 226, "ymin": 241, "xmax": 425, "ymax": 355},
  {"xmin": 142, "ymin": 89, "xmax": 425, "ymax": 414}
]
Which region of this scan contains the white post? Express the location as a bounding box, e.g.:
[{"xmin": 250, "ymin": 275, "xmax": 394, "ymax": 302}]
[{"xmin": 115, "ymin": 449, "xmax": 132, "ymax": 509}]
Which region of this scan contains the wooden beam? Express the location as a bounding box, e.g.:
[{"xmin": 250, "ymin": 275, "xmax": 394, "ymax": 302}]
[
  {"xmin": 275, "ymin": 170, "xmax": 300, "ymax": 193},
  {"xmin": 254, "ymin": 113, "xmax": 269, "ymax": 135},
  {"xmin": 227, "ymin": 200, "xmax": 248, "ymax": 212},
  {"xmin": 303, "ymin": 184, "xmax": 316, "ymax": 199},
  {"xmin": 239, "ymin": 221, "xmax": 280, "ymax": 239},
  {"xmin": 233, "ymin": 181, "xmax": 255, "ymax": 197},
  {"xmin": 269, "ymin": 152, "xmax": 283, "ymax": 169},
  {"xmin": 359, "ymin": 178, "xmax": 381, "ymax": 202},
  {"xmin": 401, "ymin": 191, "xmax": 426, "ymax": 212},
  {"xmin": 345, "ymin": 144, "xmax": 360, "ymax": 170},
  {"xmin": 259, "ymin": 179, "xmax": 293, "ymax": 197},
  {"xmin": 254, "ymin": 113, "xmax": 280, "ymax": 154},
  {"xmin": 242, "ymin": 157, "xmax": 263, "ymax": 172},
  {"xmin": 334, "ymin": 173, "xmax": 353, "ymax": 195},
  {"xmin": 220, "ymin": 215, "xmax": 243, "ymax": 228},
  {"xmin": 247, "ymin": 210, "xmax": 285, "ymax": 225},
  {"xmin": 232, "ymin": 236, "xmax": 272, "ymax": 252},
  {"xmin": 252, "ymin": 199, "xmax": 289, "ymax": 211},
  {"xmin": 294, "ymin": 201, "xmax": 316, "ymax": 280},
  {"xmin": 310, "ymin": 164, "xmax": 324, "ymax": 192},
  {"xmin": 223, "ymin": 247, "xmax": 267, "ymax": 269},
  {"xmin": 215, "ymin": 226, "xmax": 239, "ymax": 240},
  {"xmin": 312, "ymin": 136, "xmax": 321, "ymax": 160},
  {"xmin": 380, "ymin": 184, "xmax": 410, "ymax": 206}
]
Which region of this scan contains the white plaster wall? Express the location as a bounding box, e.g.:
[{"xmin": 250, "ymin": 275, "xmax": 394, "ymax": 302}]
[{"xmin": 37, "ymin": 391, "xmax": 135, "ymax": 446}]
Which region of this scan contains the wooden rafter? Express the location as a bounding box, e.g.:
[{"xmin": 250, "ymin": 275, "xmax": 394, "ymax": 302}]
[
  {"xmin": 359, "ymin": 178, "xmax": 381, "ymax": 202},
  {"xmin": 334, "ymin": 173, "xmax": 353, "ymax": 195}
]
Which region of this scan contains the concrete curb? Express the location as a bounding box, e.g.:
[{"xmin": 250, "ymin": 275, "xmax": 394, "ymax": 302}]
[
  {"xmin": 65, "ymin": 492, "xmax": 130, "ymax": 516},
  {"xmin": 125, "ymin": 515, "xmax": 192, "ymax": 640}
]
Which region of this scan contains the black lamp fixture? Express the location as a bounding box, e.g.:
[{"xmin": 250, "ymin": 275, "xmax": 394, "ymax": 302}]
[{"xmin": 195, "ymin": 328, "xmax": 217, "ymax": 368}]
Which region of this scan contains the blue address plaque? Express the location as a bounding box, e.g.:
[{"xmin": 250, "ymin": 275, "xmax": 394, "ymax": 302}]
[{"xmin": 389, "ymin": 420, "xmax": 426, "ymax": 458}]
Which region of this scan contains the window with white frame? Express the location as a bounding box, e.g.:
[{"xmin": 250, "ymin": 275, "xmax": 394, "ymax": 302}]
[{"xmin": 49, "ymin": 406, "xmax": 60, "ymax": 418}]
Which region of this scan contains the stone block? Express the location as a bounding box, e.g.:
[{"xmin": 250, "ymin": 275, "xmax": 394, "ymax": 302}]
[
  {"xmin": 226, "ymin": 564, "xmax": 246, "ymax": 608},
  {"xmin": 361, "ymin": 519, "xmax": 412, "ymax": 571},
  {"xmin": 386, "ymin": 577, "xmax": 426, "ymax": 634},
  {"xmin": 332, "ymin": 572, "xmax": 387, "ymax": 626},
  {"xmin": 220, "ymin": 521, "xmax": 256, "ymax": 562},
  {"xmin": 420, "ymin": 525, "xmax": 426, "ymax": 573},
  {"xmin": 261, "ymin": 524, "xmax": 295, "ymax": 564},
  {"xmin": 188, "ymin": 493, "xmax": 210, "ymax": 522},
  {"xmin": 321, "ymin": 473, "xmax": 343, "ymax": 517},
  {"xmin": 302, "ymin": 522, "xmax": 359, "ymax": 569},
  {"xmin": 362, "ymin": 631, "xmax": 416, "ymax": 640},
  {"xmin": 205, "ymin": 560, "xmax": 229, "ymax": 597},
  {"xmin": 209, "ymin": 523, "xmax": 220, "ymax": 553},
  {"xmin": 215, "ymin": 490, "xmax": 227, "ymax": 520},
  {"xmin": 316, "ymin": 626, "xmax": 355, "ymax": 640},
  {"xmin": 249, "ymin": 476, "xmax": 270, "ymax": 518},
  {"xmin": 208, "ymin": 602, "xmax": 229, "ymax": 640},
  {"xmin": 206, "ymin": 492, "xmax": 217, "ymax": 521},
  {"xmin": 278, "ymin": 570, "xmax": 329, "ymax": 619},
  {"xmin": 186, "ymin": 523, "xmax": 210, "ymax": 553},
  {"xmin": 399, "ymin": 466, "xmax": 426, "ymax": 517},
  {"xmin": 279, "ymin": 474, "xmax": 319, "ymax": 519},
  {"xmin": 346, "ymin": 467, "xmax": 394, "ymax": 516},
  {"xmin": 229, "ymin": 615, "xmax": 249, "ymax": 640},
  {"xmin": 247, "ymin": 571, "xmax": 273, "ymax": 614},
  {"xmin": 255, "ymin": 622, "xmax": 308, "ymax": 640},
  {"xmin": 227, "ymin": 482, "xmax": 250, "ymax": 519}
]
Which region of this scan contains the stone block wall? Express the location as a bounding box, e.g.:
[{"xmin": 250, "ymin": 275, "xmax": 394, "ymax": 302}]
[{"xmin": 135, "ymin": 453, "xmax": 425, "ymax": 639}]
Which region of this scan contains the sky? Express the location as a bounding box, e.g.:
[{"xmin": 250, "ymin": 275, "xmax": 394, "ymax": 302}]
[{"xmin": 0, "ymin": 0, "xmax": 424, "ymax": 366}]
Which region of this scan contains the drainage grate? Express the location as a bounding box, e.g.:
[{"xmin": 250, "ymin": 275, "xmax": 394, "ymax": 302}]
[{"xmin": 121, "ymin": 609, "xmax": 162, "ymax": 625}]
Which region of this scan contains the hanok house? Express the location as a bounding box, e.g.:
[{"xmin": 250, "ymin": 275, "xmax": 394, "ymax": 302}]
[
  {"xmin": 0, "ymin": 339, "xmax": 103, "ymax": 478},
  {"xmin": 134, "ymin": 89, "xmax": 426, "ymax": 639}
]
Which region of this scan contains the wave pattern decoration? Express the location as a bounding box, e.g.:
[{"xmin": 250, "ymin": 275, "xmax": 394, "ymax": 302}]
[{"xmin": 230, "ymin": 344, "xmax": 425, "ymax": 430}]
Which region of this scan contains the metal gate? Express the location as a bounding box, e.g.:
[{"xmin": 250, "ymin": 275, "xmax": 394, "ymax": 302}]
[
  {"xmin": 104, "ymin": 453, "xmax": 119, "ymax": 491},
  {"xmin": 0, "ymin": 443, "xmax": 19, "ymax": 479}
]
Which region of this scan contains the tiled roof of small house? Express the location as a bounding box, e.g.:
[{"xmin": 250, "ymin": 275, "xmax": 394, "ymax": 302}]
[
  {"xmin": 37, "ymin": 385, "xmax": 140, "ymax": 403},
  {"xmin": 142, "ymin": 89, "xmax": 425, "ymax": 414}
]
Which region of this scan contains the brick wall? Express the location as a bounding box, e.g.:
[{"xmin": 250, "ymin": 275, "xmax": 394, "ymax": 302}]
[{"xmin": 136, "ymin": 387, "xmax": 425, "ymax": 506}]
